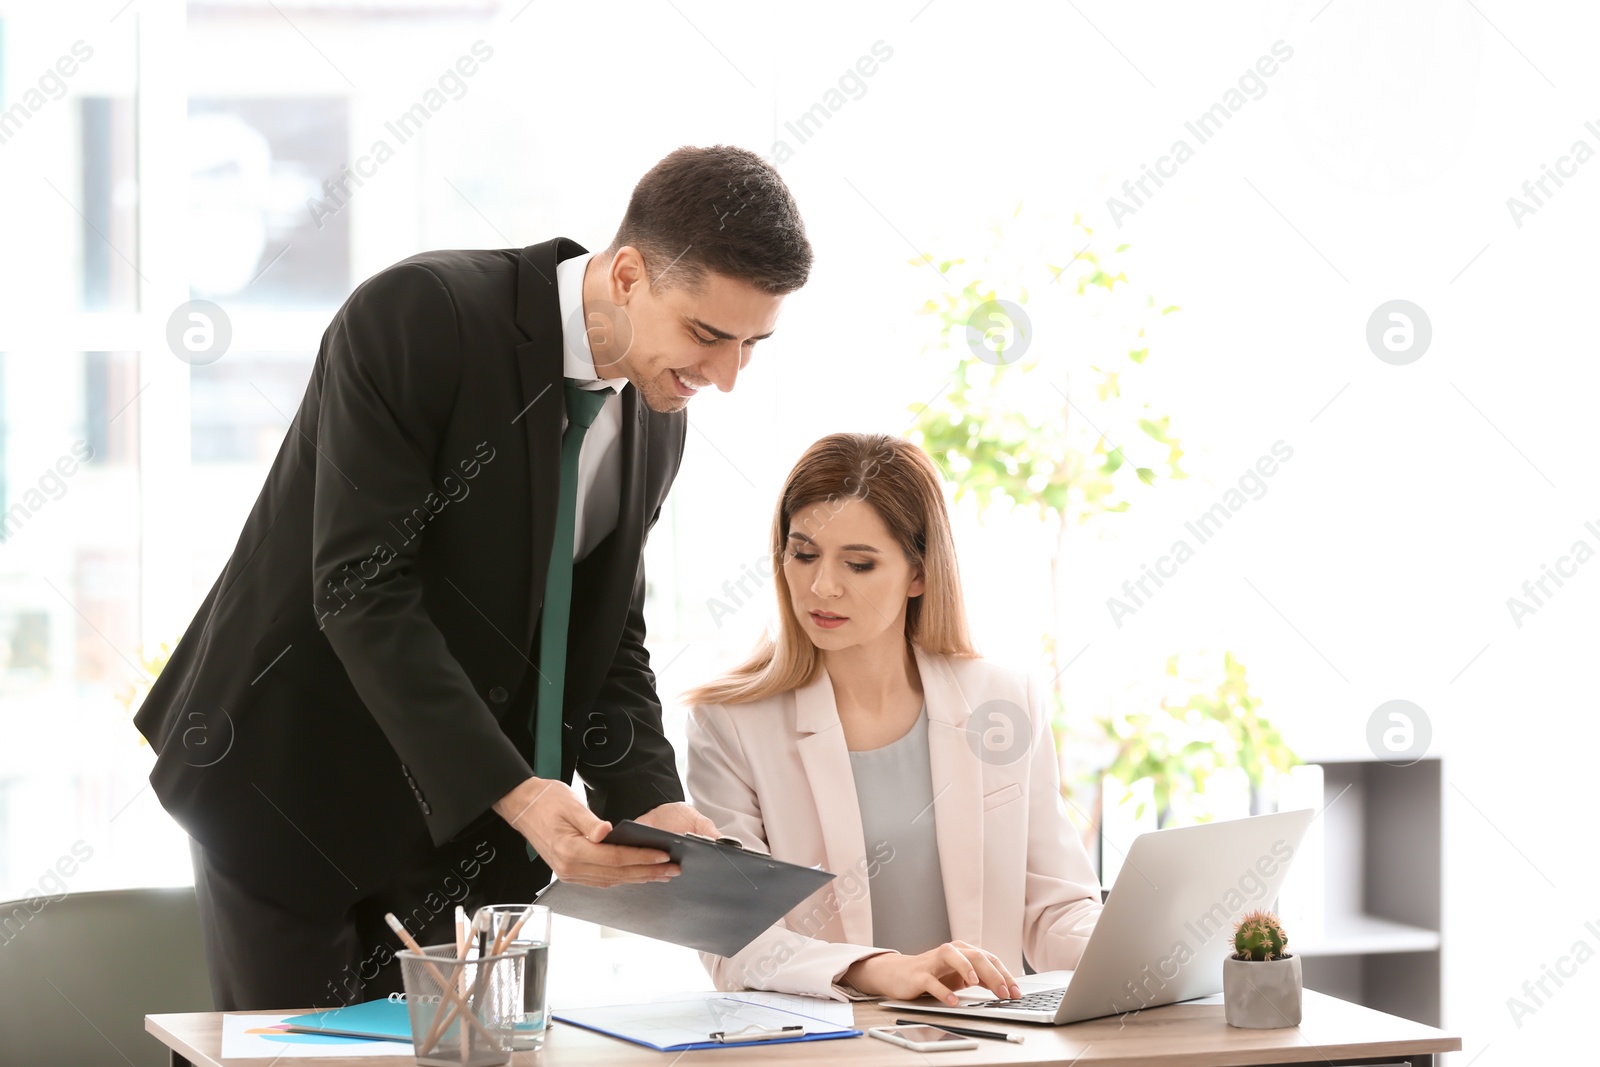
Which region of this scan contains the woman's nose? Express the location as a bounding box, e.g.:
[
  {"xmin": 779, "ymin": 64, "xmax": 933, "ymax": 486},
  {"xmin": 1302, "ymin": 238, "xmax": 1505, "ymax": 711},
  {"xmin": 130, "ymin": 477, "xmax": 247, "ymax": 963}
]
[{"xmin": 812, "ymin": 567, "xmax": 842, "ymax": 598}]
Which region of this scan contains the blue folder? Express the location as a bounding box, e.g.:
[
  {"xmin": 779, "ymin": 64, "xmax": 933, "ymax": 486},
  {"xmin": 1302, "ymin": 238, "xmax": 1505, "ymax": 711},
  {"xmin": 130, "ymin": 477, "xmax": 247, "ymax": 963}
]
[{"xmin": 281, "ymin": 998, "xmax": 414, "ymax": 1042}]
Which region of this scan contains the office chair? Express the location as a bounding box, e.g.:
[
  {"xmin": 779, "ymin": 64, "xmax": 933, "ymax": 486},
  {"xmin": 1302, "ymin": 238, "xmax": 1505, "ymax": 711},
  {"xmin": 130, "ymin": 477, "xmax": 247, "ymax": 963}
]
[{"xmin": 0, "ymin": 886, "xmax": 213, "ymax": 1067}]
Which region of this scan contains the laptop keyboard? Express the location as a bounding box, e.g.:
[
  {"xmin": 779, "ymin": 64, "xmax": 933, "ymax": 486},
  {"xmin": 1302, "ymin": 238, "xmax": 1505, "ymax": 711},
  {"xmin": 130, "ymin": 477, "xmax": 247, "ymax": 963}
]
[{"xmin": 970, "ymin": 987, "xmax": 1067, "ymax": 1011}]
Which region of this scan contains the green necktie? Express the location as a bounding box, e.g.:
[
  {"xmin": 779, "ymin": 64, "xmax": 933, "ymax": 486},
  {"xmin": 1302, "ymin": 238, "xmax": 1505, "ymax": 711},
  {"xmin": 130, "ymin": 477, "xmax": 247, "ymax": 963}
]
[{"xmin": 530, "ymin": 380, "xmax": 613, "ymax": 780}]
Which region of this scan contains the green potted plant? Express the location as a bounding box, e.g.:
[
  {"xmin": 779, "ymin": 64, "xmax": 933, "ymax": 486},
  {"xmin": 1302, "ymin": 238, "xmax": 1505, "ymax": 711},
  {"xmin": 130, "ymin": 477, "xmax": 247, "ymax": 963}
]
[
  {"xmin": 1223, "ymin": 909, "xmax": 1302, "ymax": 1028},
  {"xmin": 1101, "ymin": 652, "xmax": 1300, "ymax": 828},
  {"xmin": 905, "ymin": 211, "xmax": 1186, "ymax": 855}
]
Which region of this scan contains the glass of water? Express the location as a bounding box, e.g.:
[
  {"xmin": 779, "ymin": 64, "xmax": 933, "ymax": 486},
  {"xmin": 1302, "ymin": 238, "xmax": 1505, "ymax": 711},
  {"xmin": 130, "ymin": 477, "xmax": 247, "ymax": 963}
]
[{"xmin": 473, "ymin": 904, "xmax": 551, "ymax": 1051}]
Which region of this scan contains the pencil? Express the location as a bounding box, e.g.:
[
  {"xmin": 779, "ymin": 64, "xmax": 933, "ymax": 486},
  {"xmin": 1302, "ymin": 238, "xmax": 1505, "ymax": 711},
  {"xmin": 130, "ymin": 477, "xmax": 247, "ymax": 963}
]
[
  {"xmin": 423, "ymin": 903, "xmax": 536, "ymax": 1053},
  {"xmin": 454, "ymin": 907, "xmax": 469, "ymax": 1061},
  {"xmin": 419, "ymin": 908, "xmax": 480, "ymax": 1056},
  {"xmin": 384, "ymin": 912, "xmax": 498, "ymax": 1051}
]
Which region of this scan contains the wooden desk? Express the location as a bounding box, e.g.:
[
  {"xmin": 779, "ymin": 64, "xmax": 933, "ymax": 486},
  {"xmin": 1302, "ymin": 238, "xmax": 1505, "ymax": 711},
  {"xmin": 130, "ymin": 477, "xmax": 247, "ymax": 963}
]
[{"xmin": 147, "ymin": 990, "xmax": 1460, "ymax": 1067}]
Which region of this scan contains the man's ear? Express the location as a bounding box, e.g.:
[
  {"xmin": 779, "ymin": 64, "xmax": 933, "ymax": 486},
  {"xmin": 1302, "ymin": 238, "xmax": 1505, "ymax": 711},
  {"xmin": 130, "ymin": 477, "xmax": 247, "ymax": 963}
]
[{"xmin": 608, "ymin": 246, "xmax": 649, "ymax": 303}]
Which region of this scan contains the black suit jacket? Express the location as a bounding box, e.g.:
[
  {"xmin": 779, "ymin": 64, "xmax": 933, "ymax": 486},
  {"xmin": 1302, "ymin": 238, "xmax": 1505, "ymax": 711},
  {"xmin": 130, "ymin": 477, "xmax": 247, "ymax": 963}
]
[{"xmin": 134, "ymin": 238, "xmax": 687, "ymax": 910}]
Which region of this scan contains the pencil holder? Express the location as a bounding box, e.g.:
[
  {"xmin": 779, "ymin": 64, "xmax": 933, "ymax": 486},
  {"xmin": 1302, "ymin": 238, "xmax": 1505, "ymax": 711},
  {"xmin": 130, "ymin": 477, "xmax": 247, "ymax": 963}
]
[{"xmin": 398, "ymin": 942, "xmax": 528, "ymax": 1067}]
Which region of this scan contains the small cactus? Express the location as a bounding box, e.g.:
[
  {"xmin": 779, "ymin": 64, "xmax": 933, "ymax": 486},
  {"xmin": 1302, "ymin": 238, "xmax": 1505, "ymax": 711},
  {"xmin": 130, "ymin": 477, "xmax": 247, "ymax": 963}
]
[{"xmin": 1232, "ymin": 909, "xmax": 1290, "ymax": 961}]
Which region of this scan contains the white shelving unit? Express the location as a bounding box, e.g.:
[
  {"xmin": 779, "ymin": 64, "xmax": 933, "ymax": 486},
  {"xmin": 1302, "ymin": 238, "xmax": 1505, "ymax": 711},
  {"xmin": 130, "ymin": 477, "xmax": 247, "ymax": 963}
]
[
  {"xmin": 1294, "ymin": 755, "xmax": 1444, "ymax": 1028},
  {"xmin": 1095, "ymin": 754, "xmax": 1445, "ymax": 1028},
  {"xmin": 1296, "ymin": 912, "xmax": 1441, "ymax": 957}
]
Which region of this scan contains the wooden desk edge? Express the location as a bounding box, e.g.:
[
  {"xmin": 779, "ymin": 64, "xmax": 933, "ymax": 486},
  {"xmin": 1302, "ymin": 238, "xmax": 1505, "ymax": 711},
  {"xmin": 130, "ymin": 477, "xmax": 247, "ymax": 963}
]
[
  {"xmin": 854, "ymin": 996, "xmax": 1462, "ymax": 1067},
  {"xmin": 146, "ymin": 993, "xmax": 1463, "ymax": 1067},
  {"xmin": 145, "ymin": 1011, "xmax": 202, "ymax": 1067}
]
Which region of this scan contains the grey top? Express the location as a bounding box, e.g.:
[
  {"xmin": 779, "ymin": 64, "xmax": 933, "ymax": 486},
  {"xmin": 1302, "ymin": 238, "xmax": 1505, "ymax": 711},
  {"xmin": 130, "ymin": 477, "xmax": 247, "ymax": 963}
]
[{"xmin": 848, "ymin": 705, "xmax": 953, "ymax": 955}]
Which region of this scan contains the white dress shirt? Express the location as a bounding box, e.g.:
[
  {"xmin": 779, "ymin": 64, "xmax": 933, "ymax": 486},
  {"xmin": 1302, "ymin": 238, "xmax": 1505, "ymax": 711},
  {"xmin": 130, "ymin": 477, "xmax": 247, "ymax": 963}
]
[{"xmin": 555, "ymin": 251, "xmax": 630, "ymax": 562}]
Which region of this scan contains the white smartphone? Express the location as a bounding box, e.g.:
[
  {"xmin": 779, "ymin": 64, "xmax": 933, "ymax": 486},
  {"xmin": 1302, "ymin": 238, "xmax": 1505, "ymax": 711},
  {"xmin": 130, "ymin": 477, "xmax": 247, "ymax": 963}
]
[{"xmin": 867, "ymin": 1025, "xmax": 979, "ymax": 1052}]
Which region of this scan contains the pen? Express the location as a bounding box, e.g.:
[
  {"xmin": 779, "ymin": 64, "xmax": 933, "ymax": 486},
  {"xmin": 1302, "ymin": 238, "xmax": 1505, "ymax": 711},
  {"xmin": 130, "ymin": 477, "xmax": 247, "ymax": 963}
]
[
  {"xmin": 710, "ymin": 1025, "xmax": 804, "ymax": 1043},
  {"xmin": 895, "ymin": 1019, "xmax": 1025, "ymax": 1044}
]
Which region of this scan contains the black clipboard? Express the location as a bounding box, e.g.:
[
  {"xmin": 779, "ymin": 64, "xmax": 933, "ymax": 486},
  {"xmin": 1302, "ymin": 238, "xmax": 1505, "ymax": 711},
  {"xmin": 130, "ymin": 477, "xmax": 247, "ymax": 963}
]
[{"xmin": 534, "ymin": 821, "xmax": 835, "ymax": 957}]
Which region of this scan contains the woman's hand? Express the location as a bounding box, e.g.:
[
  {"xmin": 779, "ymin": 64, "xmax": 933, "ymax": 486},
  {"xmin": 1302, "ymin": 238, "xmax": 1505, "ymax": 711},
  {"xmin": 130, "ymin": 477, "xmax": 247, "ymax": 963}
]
[
  {"xmin": 635, "ymin": 801, "xmax": 720, "ymax": 838},
  {"xmin": 843, "ymin": 941, "xmax": 1023, "ymax": 1005}
]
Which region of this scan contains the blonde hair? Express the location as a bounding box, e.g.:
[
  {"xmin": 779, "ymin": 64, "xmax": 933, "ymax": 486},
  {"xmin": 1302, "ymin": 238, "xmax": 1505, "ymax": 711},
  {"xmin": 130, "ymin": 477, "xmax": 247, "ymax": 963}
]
[{"xmin": 681, "ymin": 433, "xmax": 978, "ymax": 708}]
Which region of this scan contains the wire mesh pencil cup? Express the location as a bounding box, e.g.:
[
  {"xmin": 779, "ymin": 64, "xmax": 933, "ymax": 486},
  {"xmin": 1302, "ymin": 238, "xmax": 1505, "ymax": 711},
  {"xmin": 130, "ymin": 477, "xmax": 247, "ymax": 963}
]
[{"xmin": 398, "ymin": 942, "xmax": 527, "ymax": 1067}]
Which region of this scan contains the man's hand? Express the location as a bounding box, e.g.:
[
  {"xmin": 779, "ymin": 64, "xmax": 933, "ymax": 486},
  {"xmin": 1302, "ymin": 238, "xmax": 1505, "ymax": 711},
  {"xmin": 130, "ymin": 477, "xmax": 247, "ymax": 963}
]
[
  {"xmin": 493, "ymin": 777, "xmax": 680, "ymax": 887},
  {"xmin": 635, "ymin": 801, "xmax": 719, "ymax": 838}
]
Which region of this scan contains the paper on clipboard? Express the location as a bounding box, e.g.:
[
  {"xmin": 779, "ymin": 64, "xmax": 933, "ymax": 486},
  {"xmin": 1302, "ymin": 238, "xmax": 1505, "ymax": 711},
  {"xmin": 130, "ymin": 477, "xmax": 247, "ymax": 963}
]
[
  {"xmin": 711, "ymin": 992, "xmax": 855, "ymax": 1028},
  {"xmin": 554, "ymin": 992, "xmax": 859, "ymax": 1052}
]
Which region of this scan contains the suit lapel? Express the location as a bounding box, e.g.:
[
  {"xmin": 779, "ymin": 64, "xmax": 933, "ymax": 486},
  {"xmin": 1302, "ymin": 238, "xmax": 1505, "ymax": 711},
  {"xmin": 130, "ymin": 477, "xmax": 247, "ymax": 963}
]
[
  {"xmin": 514, "ymin": 239, "xmax": 567, "ymax": 646},
  {"xmin": 918, "ymin": 645, "xmax": 986, "ymax": 947},
  {"xmin": 512, "ymin": 236, "xmax": 648, "ymax": 663},
  {"xmin": 793, "ymin": 666, "xmax": 874, "ymax": 946}
]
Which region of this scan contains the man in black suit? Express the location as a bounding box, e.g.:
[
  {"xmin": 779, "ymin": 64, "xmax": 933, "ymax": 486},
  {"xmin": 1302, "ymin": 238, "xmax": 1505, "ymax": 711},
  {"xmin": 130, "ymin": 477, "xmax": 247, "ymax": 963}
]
[{"xmin": 134, "ymin": 145, "xmax": 812, "ymax": 1010}]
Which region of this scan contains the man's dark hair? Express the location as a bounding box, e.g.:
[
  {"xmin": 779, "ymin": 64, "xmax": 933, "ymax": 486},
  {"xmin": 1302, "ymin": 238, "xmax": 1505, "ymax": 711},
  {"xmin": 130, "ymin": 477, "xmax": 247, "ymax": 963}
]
[{"xmin": 607, "ymin": 145, "xmax": 812, "ymax": 295}]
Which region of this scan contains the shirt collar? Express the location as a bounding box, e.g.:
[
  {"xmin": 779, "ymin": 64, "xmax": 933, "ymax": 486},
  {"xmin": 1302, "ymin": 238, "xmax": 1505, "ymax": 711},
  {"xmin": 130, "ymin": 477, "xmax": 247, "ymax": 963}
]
[{"xmin": 556, "ymin": 251, "xmax": 630, "ymax": 393}]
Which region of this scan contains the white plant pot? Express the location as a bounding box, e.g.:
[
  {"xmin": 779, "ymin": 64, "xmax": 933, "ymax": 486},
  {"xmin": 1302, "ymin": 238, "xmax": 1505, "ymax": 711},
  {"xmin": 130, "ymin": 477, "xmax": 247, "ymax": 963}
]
[{"xmin": 1223, "ymin": 954, "xmax": 1302, "ymax": 1029}]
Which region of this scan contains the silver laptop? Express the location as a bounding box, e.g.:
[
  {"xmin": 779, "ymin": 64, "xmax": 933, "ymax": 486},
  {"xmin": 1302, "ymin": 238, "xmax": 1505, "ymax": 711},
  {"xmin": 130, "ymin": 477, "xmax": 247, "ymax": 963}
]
[{"xmin": 882, "ymin": 808, "xmax": 1315, "ymax": 1025}]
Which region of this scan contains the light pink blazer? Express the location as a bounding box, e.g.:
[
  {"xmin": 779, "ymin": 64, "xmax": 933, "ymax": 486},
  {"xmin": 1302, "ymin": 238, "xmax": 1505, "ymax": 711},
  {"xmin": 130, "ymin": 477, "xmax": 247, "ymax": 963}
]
[{"xmin": 685, "ymin": 643, "xmax": 1103, "ymax": 1001}]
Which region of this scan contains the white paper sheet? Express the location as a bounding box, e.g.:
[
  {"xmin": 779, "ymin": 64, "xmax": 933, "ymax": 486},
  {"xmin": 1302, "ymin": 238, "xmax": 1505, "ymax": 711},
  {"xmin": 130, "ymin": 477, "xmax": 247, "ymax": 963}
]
[
  {"xmin": 717, "ymin": 991, "xmax": 857, "ymax": 1028},
  {"xmin": 219, "ymin": 1014, "xmax": 417, "ymax": 1059}
]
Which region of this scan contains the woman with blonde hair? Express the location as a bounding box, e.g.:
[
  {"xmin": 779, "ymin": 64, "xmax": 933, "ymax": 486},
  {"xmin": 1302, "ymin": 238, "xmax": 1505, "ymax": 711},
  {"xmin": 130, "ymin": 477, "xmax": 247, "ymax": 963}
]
[{"xmin": 683, "ymin": 432, "xmax": 1102, "ymax": 1005}]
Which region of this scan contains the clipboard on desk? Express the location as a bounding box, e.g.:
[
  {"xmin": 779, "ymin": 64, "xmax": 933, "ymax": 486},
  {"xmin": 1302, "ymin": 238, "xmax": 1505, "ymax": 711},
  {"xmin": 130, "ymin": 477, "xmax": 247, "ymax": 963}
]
[
  {"xmin": 554, "ymin": 994, "xmax": 861, "ymax": 1052},
  {"xmin": 534, "ymin": 821, "xmax": 835, "ymax": 957}
]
